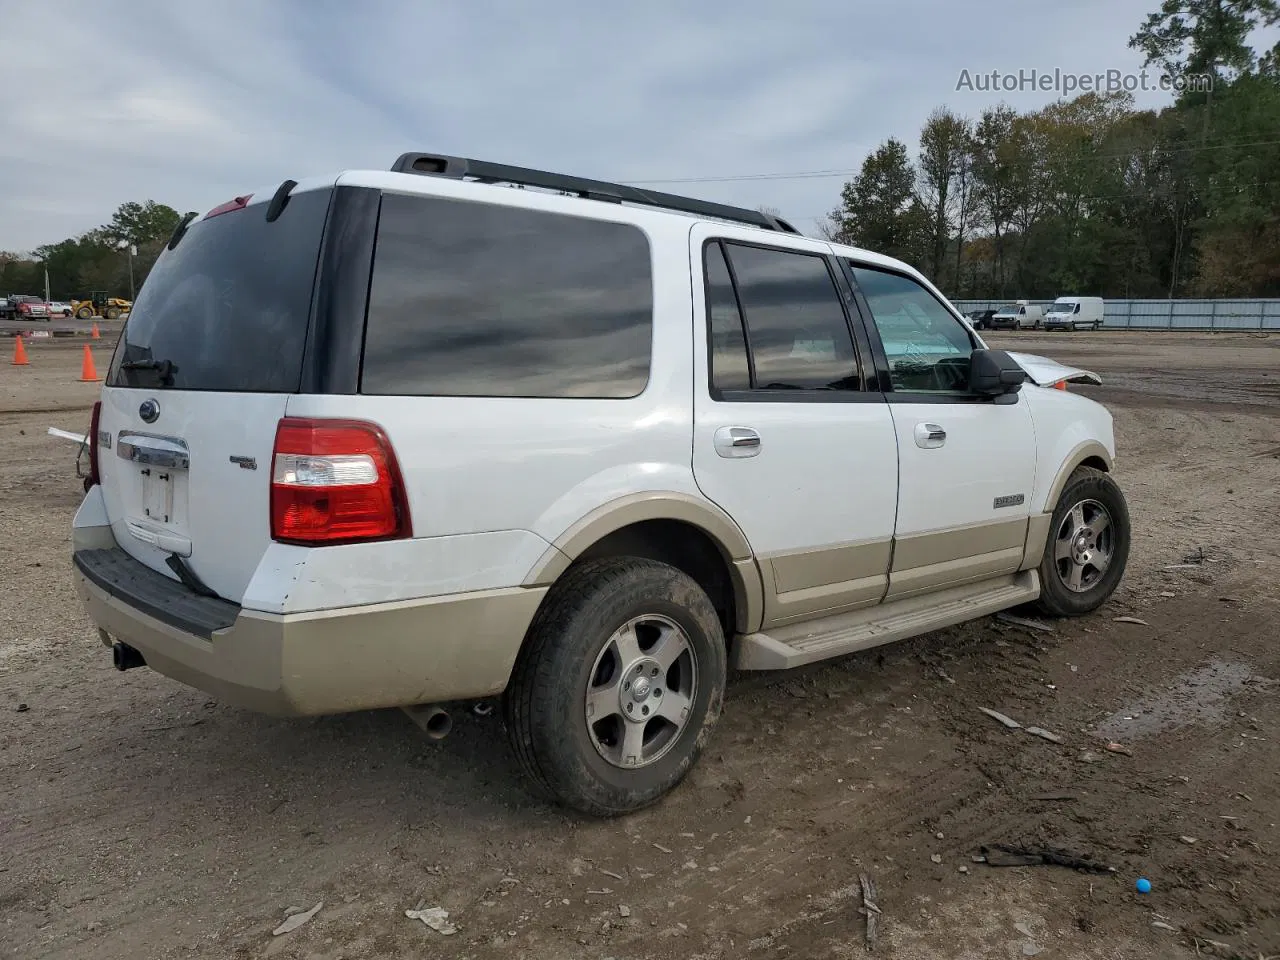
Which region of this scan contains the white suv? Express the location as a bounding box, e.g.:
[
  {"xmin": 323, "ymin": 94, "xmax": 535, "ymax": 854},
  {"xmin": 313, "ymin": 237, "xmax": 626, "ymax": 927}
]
[{"xmin": 72, "ymin": 153, "xmax": 1130, "ymax": 816}]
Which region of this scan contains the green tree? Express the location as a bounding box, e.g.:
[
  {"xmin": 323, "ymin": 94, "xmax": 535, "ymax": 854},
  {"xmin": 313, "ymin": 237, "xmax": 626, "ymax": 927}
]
[
  {"xmin": 1129, "ymin": 0, "xmax": 1279, "ymax": 80},
  {"xmin": 828, "ymin": 137, "xmax": 930, "ymax": 269},
  {"xmin": 103, "ymin": 200, "xmax": 182, "ymax": 248}
]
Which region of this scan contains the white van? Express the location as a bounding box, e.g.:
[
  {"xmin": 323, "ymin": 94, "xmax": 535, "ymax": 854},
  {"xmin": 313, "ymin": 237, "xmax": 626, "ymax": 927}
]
[
  {"xmin": 990, "ymin": 301, "xmax": 1044, "ymax": 330},
  {"xmin": 1044, "ymin": 296, "xmax": 1104, "ymax": 331}
]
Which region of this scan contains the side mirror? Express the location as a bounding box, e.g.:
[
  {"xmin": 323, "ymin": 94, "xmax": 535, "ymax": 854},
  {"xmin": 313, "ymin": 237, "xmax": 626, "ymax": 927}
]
[{"xmin": 969, "ymin": 349, "xmax": 1027, "ymax": 403}]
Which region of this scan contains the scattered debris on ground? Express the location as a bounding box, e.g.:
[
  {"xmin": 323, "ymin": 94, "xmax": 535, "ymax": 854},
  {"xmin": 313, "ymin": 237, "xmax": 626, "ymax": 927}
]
[
  {"xmin": 272, "ymin": 902, "xmax": 322, "ymax": 936},
  {"xmin": 405, "ymin": 905, "xmax": 457, "ymax": 936},
  {"xmin": 858, "ymin": 874, "xmax": 879, "ymax": 950},
  {"xmin": 979, "ymin": 845, "xmax": 1116, "ymax": 873}
]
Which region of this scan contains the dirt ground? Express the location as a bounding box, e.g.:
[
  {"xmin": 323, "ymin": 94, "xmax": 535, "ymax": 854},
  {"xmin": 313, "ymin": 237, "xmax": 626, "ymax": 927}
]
[{"xmin": 2, "ymin": 331, "xmax": 1278, "ymax": 960}]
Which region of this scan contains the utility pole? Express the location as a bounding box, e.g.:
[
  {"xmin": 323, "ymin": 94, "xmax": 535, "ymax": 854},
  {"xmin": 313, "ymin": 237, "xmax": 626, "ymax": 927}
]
[{"xmin": 119, "ymin": 241, "xmax": 137, "ymax": 300}]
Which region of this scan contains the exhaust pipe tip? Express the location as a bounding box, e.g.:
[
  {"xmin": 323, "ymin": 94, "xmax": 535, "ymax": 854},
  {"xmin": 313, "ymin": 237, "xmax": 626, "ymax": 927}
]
[
  {"xmin": 401, "ymin": 704, "xmax": 453, "ymax": 740},
  {"xmin": 112, "ymin": 642, "xmax": 146, "ymax": 671}
]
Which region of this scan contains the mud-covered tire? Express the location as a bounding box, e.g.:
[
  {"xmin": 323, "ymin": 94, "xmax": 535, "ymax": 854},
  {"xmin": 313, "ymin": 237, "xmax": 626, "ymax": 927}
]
[
  {"xmin": 104, "ymin": 307, "xmax": 121, "ymax": 320},
  {"xmin": 76, "ymin": 306, "xmax": 92, "ymax": 320},
  {"xmin": 1036, "ymin": 466, "xmax": 1131, "ymax": 617},
  {"xmin": 504, "ymin": 557, "xmax": 727, "ymax": 817}
]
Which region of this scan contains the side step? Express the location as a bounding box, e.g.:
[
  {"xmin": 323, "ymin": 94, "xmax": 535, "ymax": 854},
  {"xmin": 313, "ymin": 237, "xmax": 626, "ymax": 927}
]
[{"xmin": 734, "ymin": 571, "xmax": 1041, "ymax": 670}]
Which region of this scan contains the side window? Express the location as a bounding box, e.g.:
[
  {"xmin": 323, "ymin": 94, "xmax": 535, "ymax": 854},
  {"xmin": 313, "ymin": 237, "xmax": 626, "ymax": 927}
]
[
  {"xmin": 362, "ymin": 193, "xmax": 653, "ymax": 398},
  {"xmin": 703, "ymin": 243, "xmax": 751, "ymax": 391},
  {"xmin": 850, "ymin": 264, "xmax": 974, "ymax": 393},
  {"xmin": 719, "ymin": 243, "xmax": 861, "ymax": 392}
]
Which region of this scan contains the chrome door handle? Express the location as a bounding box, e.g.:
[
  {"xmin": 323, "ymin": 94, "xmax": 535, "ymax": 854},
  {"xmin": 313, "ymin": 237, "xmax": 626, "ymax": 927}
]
[
  {"xmin": 914, "ymin": 422, "xmax": 946, "ymax": 449},
  {"xmin": 713, "ymin": 426, "xmax": 761, "ymax": 458}
]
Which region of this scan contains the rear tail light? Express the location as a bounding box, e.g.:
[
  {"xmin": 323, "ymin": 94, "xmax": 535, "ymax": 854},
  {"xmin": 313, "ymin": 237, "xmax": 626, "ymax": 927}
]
[
  {"xmin": 1053, "ymin": 380, "xmax": 1069, "ymax": 391},
  {"xmin": 270, "ymin": 417, "xmax": 411, "ymax": 545},
  {"xmin": 85, "ymin": 401, "xmax": 102, "ymax": 490},
  {"xmin": 204, "ymin": 194, "xmax": 253, "ymax": 219}
]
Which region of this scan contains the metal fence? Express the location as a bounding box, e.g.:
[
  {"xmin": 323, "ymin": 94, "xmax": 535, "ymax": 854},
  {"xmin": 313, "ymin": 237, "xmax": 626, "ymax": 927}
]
[{"xmin": 951, "ymin": 298, "xmax": 1280, "ymax": 331}]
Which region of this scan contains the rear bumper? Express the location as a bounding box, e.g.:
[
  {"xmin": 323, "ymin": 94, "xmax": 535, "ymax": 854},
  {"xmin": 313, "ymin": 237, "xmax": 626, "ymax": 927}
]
[{"xmin": 73, "ymin": 544, "xmax": 547, "ymax": 717}]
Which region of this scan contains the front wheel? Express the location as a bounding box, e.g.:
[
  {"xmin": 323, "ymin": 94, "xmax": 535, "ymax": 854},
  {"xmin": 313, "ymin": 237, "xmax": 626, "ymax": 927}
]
[
  {"xmin": 76, "ymin": 306, "xmax": 92, "ymax": 319},
  {"xmin": 1036, "ymin": 467, "xmax": 1131, "ymax": 617},
  {"xmin": 505, "ymin": 557, "xmax": 727, "ymax": 816}
]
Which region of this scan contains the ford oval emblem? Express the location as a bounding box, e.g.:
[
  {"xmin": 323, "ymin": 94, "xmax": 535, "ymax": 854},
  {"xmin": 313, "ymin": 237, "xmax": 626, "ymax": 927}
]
[{"xmin": 138, "ymin": 399, "xmax": 160, "ymax": 424}]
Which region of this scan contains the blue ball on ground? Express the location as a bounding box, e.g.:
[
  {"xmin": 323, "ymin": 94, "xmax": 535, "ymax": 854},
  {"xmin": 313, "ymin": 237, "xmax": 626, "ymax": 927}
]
[{"xmin": 1136, "ymin": 877, "xmax": 1152, "ymax": 894}]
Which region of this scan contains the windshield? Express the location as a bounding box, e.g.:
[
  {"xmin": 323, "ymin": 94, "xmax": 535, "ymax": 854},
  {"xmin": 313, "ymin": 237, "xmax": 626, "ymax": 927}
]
[
  {"xmin": 107, "ymin": 189, "xmax": 331, "ymax": 392},
  {"xmin": 1048, "ymin": 301, "xmax": 1075, "ymax": 314},
  {"xmin": 995, "ymin": 303, "xmax": 1021, "ymax": 314}
]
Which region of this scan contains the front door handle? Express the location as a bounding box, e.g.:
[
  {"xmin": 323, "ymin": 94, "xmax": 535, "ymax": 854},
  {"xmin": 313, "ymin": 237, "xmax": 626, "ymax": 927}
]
[
  {"xmin": 914, "ymin": 422, "xmax": 946, "ymax": 449},
  {"xmin": 713, "ymin": 426, "xmax": 761, "ymax": 458}
]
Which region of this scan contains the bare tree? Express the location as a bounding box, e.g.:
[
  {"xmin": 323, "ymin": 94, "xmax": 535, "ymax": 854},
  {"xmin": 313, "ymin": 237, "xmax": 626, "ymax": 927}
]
[{"xmin": 917, "ymin": 108, "xmax": 973, "ymax": 286}]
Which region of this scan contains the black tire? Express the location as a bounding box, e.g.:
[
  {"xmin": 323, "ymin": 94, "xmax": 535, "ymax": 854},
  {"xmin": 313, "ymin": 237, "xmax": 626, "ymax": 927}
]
[
  {"xmin": 104, "ymin": 307, "xmax": 121, "ymax": 320},
  {"xmin": 1036, "ymin": 467, "xmax": 1130, "ymax": 617},
  {"xmin": 504, "ymin": 557, "xmax": 727, "ymax": 817},
  {"xmin": 76, "ymin": 306, "xmax": 92, "ymax": 319}
]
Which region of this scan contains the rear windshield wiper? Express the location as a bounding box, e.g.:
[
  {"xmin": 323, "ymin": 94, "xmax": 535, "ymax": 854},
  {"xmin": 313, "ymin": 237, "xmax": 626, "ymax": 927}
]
[{"xmin": 120, "ymin": 358, "xmax": 178, "ymax": 385}]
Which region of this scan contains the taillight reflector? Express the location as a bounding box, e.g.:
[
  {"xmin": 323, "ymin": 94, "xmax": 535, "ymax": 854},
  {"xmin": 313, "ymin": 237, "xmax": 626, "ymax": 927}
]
[
  {"xmin": 270, "ymin": 418, "xmax": 411, "ymax": 546},
  {"xmin": 1054, "ymin": 380, "xmax": 1069, "ymax": 391},
  {"xmin": 87, "ymin": 400, "xmax": 102, "ymax": 489}
]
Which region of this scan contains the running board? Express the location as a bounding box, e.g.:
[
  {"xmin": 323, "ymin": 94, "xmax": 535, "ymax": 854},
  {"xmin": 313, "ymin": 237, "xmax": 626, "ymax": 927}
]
[{"xmin": 733, "ymin": 571, "xmax": 1041, "ymax": 670}]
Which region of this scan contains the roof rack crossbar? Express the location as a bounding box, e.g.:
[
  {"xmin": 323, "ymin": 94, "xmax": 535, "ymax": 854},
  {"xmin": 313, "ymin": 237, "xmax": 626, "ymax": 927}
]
[{"xmin": 390, "ymin": 152, "xmax": 801, "ymax": 234}]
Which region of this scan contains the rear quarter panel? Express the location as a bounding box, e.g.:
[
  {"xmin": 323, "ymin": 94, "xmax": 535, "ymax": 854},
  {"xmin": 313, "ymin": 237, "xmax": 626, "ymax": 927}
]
[{"xmin": 280, "ymin": 211, "xmax": 701, "ymax": 609}]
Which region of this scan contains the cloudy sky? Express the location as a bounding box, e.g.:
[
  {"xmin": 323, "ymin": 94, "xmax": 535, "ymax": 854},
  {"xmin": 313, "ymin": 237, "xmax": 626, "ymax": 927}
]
[{"xmin": 0, "ymin": 0, "xmax": 1250, "ymax": 252}]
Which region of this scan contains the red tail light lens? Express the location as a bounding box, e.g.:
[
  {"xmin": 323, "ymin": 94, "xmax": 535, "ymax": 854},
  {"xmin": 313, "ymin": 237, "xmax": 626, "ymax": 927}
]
[
  {"xmin": 1054, "ymin": 380, "xmax": 1069, "ymax": 391},
  {"xmin": 86, "ymin": 401, "xmax": 102, "ymax": 489},
  {"xmin": 270, "ymin": 418, "xmax": 411, "ymax": 545}
]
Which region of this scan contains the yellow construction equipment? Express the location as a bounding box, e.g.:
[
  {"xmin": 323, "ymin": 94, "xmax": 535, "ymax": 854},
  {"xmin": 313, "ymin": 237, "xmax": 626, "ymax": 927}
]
[{"xmin": 72, "ymin": 292, "xmax": 132, "ymax": 321}]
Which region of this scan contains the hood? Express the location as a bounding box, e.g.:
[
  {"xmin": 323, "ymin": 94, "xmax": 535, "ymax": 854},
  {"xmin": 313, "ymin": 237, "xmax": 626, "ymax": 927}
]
[{"xmin": 1004, "ymin": 351, "xmax": 1102, "ymax": 387}]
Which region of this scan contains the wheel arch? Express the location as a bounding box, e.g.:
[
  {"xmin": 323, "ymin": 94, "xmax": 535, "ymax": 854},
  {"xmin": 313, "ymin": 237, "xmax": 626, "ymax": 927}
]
[
  {"xmin": 522, "ymin": 493, "xmax": 765, "ymax": 635},
  {"xmin": 1044, "ymin": 441, "xmax": 1113, "ymax": 511},
  {"xmin": 1022, "ymin": 440, "xmax": 1114, "ymax": 571}
]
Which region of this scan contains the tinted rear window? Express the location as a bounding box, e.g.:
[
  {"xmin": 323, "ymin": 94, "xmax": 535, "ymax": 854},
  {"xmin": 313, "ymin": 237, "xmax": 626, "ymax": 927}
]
[
  {"xmin": 361, "ymin": 193, "xmax": 653, "ymax": 398},
  {"xmin": 106, "ymin": 189, "xmax": 331, "ymax": 392}
]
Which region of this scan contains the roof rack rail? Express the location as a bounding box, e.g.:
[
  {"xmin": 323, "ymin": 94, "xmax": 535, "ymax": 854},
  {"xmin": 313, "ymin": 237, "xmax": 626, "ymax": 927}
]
[{"xmin": 389, "ymin": 152, "xmax": 802, "ymax": 235}]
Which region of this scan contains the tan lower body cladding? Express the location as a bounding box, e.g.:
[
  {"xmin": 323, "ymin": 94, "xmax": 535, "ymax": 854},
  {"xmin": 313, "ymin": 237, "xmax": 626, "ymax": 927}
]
[{"xmin": 760, "ymin": 515, "xmax": 1050, "ymax": 628}]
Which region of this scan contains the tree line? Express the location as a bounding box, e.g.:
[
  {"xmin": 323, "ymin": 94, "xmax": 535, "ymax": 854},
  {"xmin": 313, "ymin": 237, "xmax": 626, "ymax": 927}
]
[
  {"xmin": 825, "ymin": 0, "xmax": 1280, "ymax": 299},
  {"xmin": 0, "ymin": 201, "xmax": 181, "ymax": 302}
]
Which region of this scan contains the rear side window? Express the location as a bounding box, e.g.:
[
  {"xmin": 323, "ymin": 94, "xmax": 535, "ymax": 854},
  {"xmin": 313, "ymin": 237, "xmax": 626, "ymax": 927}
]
[
  {"xmin": 361, "ymin": 194, "xmax": 653, "ymax": 398},
  {"xmin": 106, "ymin": 189, "xmax": 332, "ymax": 392},
  {"xmin": 703, "ymin": 243, "xmax": 751, "ymax": 391},
  {"xmin": 709, "ymin": 242, "xmax": 861, "ymax": 393}
]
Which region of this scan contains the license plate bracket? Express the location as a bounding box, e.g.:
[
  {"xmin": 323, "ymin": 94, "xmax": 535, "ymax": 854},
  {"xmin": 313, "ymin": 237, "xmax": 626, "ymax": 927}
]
[{"xmin": 141, "ymin": 467, "xmax": 175, "ymax": 525}]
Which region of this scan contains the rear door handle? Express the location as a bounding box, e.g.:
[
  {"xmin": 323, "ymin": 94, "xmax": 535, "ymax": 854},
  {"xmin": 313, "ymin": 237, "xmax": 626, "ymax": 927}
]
[
  {"xmin": 713, "ymin": 426, "xmax": 761, "ymax": 458},
  {"xmin": 914, "ymin": 422, "xmax": 946, "ymax": 449}
]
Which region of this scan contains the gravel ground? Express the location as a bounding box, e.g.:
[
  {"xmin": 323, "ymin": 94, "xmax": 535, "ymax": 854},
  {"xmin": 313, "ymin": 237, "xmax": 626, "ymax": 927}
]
[{"xmin": 2, "ymin": 332, "xmax": 1278, "ymax": 960}]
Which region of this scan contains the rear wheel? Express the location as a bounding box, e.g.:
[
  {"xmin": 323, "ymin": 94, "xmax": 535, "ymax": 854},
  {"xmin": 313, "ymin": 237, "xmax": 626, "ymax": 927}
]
[
  {"xmin": 104, "ymin": 307, "xmax": 121, "ymax": 320},
  {"xmin": 1037, "ymin": 467, "xmax": 1130, "ymax": 617},
  {"xmin": 505, "ymin": 557, "xmax": 727, "ymax": 816}
]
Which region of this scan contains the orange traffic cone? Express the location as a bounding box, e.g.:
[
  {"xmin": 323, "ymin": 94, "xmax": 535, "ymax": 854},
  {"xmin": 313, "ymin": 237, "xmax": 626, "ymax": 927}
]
[
  {"xmin": 79, "ymin": 344, "xmax": 100, "ymax": 382},
  {"xmin": 91, "ymin": 322, "xmax": 100, "ymax": 340},
  {"xmin": 11, "ymin": 335, "xmax": 29, "ymax": 366}
]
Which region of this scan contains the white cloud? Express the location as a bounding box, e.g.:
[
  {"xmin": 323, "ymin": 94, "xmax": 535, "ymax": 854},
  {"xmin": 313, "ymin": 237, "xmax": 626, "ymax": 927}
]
[{"xmin": 0, "ymin": 0, "xmax": 1220, "ymax": 251}]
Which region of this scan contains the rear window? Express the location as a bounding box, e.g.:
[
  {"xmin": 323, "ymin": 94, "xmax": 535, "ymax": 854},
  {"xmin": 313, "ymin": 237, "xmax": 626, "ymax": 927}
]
[
  {"xmin": 106, "ymin": 189, "xmax": 331, "ymax": 392},
  {"xmin": 360, "ymin": 193, "xmax": 653, "ymax": 399}
]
